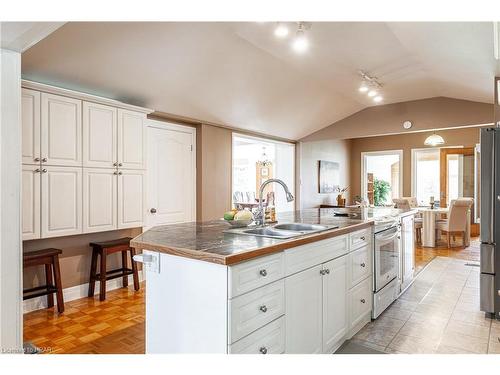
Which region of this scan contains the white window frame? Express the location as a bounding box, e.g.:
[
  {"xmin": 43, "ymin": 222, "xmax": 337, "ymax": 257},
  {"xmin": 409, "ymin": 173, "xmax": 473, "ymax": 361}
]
[{"xmin": 361, "ymin": 150, "xmax": 403, "ymax": 205}]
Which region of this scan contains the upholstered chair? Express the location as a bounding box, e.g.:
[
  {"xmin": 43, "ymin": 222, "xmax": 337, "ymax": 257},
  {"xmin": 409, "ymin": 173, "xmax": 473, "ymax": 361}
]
[{"xmin": 435, "ymin": 198, "xmax": 473, "ymax": 247}]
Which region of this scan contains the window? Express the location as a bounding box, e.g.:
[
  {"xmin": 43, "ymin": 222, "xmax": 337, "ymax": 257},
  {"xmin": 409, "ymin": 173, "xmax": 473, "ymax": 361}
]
[
  {"xmin": 412, "ymin": 148, "xmax": 440, "ymax": 206},
  {"xmin": 232, "ymin": 134, "xmax": 295, "ymax": 213},
  {"xmin": 361, "ymin": 151, "xmax": 402, "ymax": 206}
]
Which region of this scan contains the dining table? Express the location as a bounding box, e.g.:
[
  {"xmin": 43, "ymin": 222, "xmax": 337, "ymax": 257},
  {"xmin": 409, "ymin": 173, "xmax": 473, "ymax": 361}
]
[{"xmin": 417, "ymin": 206, "xmax": 471, "ymax": 248}]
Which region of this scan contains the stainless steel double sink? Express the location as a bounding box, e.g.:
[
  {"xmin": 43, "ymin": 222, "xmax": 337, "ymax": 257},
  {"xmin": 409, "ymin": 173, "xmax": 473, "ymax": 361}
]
[{"xmin": 224, "ymin": 222, "xmax": 339, "ymax": 239}]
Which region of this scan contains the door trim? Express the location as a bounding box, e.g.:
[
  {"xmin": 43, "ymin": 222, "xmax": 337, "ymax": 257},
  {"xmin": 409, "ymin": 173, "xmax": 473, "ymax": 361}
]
[
  {"xmin": 439, "ymin": 147, "xmax": 474, "ymax": 208},
  {"xmin": 145, "ymin": 119, "xmax": 196, "ymax": 227}
]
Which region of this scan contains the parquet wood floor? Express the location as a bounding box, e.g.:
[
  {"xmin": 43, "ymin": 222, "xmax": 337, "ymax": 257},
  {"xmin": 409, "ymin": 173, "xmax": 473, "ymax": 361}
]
[{"xmin": 23, "ymin": 283, "xmax": 145, "ymax": 354}]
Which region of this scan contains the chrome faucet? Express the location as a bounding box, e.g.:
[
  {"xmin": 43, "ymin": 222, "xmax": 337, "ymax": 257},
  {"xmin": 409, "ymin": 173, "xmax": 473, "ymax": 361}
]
[{"xmin": 255, "ymin": 179, "xmax": 294, "ymax": 226}]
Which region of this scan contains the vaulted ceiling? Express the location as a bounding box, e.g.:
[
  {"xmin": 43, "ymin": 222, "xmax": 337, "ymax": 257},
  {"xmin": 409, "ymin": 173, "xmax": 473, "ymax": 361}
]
[{"xmin": 21, "ymin": 22, "xmax": 499, "ymax": 140}]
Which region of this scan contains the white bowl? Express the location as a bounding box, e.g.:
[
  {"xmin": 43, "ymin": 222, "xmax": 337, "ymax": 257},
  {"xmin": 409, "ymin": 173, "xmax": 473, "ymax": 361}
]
[{"xmin": 223, "ymin": 219, "xmax": 254, "ymax": 228}]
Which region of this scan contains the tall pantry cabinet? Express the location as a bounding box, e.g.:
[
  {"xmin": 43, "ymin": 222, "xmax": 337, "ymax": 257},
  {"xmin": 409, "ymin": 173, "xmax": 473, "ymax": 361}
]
[{"xmin": 21, "ymin": 82, "xmax": 152, "ymax": 241}]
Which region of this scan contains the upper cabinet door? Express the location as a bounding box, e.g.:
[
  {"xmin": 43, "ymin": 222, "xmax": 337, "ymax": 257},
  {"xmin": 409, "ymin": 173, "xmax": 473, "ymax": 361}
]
[
  {"xmin": 22, "ymin": 88, "xmax": 41, "ymax": 165},
  {"xmin": 41, "ymin": 93, "xmax": 82, "ymax": 166},
  {"xmin": 117, "ymin": 109, "xmax": 146, "ymax": 170},
  {"xmin": 322, "ymin": 255, "xmax": 348, "ymax": 353},
  {"xmin": 22, "ymin": 165, "xmax": 41, "ymax": 240},
  {"xmin": 83, "ymin": 102, "xmax": 117, "ymax": 168},
  {"xmin": 41, "ymin": 166, "xmax": 83, "ymax": 238},
  {"xmin": 117, "ymin": 169, "xmax": 145, "ymax": 229}
]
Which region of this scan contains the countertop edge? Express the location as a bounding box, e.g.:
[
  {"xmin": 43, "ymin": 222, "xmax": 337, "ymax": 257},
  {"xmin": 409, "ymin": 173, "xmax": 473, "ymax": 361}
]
[{"xmin": 130, "ymin": 221, "xmax": 374, "ymax": 266}]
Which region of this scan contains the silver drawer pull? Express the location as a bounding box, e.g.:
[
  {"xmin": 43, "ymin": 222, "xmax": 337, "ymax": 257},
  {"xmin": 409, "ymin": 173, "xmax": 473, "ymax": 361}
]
[
  {"xmin": 320, "ymin": 269, "xmax": 325, "ymax": 275},
  {"xmin": 259, "ymin": 269, "xmax": 267, "ymax": 277},
  {"xmin": 42, "ymin": 169, "xmax": 47, "ymax": 173},
  {"xmin": 324, "ymin": 269, "xmax": 330, "ymax": 274},
  {"xmin": 259, "ymin": 305, "xmax": 268, "ymax": 313},
  {"xmin": 360, "ymin": 262, "xmax": 366, "ymax": 268},
  {"xmin": 41, "ymin": 157, "xmax": 47, "ymax": 163},
  {"xmin": 360, "ymin": 236, "xmax": 366, "ymax": 241},
  {"xmin": 360, "ymin": 299, "xmax": 366, "ymax": 304},
  {"xmin": 34, "ymin": 157, "xmax": 40, "ymax": 162},
  {"xmin": 34, "ymin": 168, "xmax": 41, "ymax": 173},
  {"xmin": 259, "ymin": 346, "xmax": 268, "ymax": 354}
]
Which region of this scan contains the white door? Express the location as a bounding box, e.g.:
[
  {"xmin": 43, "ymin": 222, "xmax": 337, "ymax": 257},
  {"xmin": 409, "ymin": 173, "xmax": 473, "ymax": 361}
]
[
  {"xmin": 83, "ymin": 102, "xmax": 117, "ymax": 168},
  {"xmin": 41, "ymin": 93, "xmax": 82, "ymax": 166},
  {"xmin": 83, "ymin": 168, "xmax": 117, "ymax": 233},
  {"xmin": 322, "ymin": 255, "xmax": 348, "ymax": 353},
  {"xmin": 146, "ymin": 123, "xmax": 195, "ymax": 227},
  {"xmin": 118, "ymin": 169, "xmax": 145, "ymax": 229},
  {"xmin": 117, "ymin": 109, "xmax": 145, "ymax": 170},
  {"xmin": 41, "ymin": 166, "xmax": 82, "ymax": 238},
  {"xmin": 285, "ymin": 264, "xmax": 323, "ymax": 354},
  {"xmin": 22, "ymin": 165, "xmax": 41, "ymax": 240},
  {"xmin": 21, "ymin": 88, "xmax": 41, "ymax": 165},
  {"xmin": 400, "ymin": 215, "xmax": 415, "ymax": 291}
]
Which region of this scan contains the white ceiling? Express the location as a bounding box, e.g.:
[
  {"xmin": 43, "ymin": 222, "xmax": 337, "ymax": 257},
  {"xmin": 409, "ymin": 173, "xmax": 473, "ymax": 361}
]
[{"xmin": 20, "ymin": 22, "xmax": 498, "ymax": 140}]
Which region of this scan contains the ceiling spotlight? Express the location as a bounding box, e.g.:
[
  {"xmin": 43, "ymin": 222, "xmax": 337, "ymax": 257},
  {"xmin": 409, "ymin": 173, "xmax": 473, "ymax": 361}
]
[
  {"xmin": 292, "ymin": 23, "xmax": 309, "ymax": 53},
  {"xmin": 359, "ymin": 83, "xmax": 369, "ymax": 93},
  {"xmin": 373, "ymin": 95, "xmax": 383, "ymax": 103},
  {"xmin": 274, "ymin": 23, "xmax": 289, "ymax": 38},
  {"xmin": 367, "ymin": 90, "xmax": 377, "ymax": 97}
]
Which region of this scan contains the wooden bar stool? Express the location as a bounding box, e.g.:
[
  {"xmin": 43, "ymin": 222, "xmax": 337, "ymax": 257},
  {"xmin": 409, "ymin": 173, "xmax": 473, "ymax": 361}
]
[
  {"xmin": 88, "ymin": 237, "xmax": 139, "ymax": 301},
  {"xmin": 23, "ymin": 248, "xmax": 64, "ymax": 313}
]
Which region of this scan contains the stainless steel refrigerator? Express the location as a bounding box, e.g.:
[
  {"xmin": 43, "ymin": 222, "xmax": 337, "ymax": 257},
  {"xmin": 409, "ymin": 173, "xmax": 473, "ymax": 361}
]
[{"xmin": 480, "ymin": 127, "xmax": 500, "ymax": 319}]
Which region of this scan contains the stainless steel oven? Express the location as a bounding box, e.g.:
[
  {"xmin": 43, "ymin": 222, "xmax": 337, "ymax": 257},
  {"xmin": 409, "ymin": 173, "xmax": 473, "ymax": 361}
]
[{"xmin": 372, "ymin": 222, "xmax": 401, "ymax": 318}]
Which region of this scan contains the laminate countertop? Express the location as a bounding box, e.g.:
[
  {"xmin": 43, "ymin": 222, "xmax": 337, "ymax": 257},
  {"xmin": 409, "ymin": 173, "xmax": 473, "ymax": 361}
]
[{"xmin": 130, "ymin": 208, "xmax": 377, "ymax": 265}]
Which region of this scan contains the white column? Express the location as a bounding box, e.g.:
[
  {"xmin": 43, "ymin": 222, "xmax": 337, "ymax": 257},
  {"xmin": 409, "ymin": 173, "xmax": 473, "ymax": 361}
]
[{"xmin": 0, "ymin": 48, "xmax": 22, "ymax": 353}]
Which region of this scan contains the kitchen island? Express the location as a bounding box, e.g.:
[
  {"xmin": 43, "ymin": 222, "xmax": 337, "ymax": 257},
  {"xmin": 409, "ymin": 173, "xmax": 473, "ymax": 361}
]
[{"xmin": 131, "ymin": 208, "xmax": 412, "ymax": 354}]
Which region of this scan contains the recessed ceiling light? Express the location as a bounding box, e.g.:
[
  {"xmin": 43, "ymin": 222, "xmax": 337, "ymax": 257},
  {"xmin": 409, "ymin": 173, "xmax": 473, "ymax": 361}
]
[
  {"xmin": 359, "ymin": 83, "xmax": 369, "ymax": 93},
  {"xmin": 292, "ymin": 30, "xmax": 308, "ymax": 53},
  {"xmin": 367, "ymin": 90, "xmax": 377, "ymax": 97},
  {"xmin": 274, "ymin": 23, "xmax": 289, "ymax": 38},
  {"xmin": 373, "ymin": 95, "xmax": 383, "ymax": 103}
]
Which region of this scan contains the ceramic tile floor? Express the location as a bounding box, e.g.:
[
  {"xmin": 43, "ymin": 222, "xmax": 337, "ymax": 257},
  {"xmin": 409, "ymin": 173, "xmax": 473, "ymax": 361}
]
[{"xmin": 353, "ymin": 256, "xmax": 500, "ymax": 354}]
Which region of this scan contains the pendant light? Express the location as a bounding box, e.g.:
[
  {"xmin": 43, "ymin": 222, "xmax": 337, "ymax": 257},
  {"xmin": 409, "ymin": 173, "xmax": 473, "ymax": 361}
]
[{"xmin": 424, "ymin": 133, "xmax": 445, "ymax": 146}]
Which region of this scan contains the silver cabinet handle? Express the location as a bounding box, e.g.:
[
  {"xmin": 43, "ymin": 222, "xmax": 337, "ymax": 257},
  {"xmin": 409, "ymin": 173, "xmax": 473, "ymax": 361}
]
[
  {"xmin": 118, "ymin": 171, "xmax": 123, "ymax": 175},
  {"xmin": 360, "ymin": 263, "xmax": 366, "ymax": 268},
  {"xmin": 34, "ymin": 157, "xmax": 40, "ymax": 162},
  {"xmin": 113, "ymin": 171, "xmax": 118, "ymax": 175},
  {"xmin": 113, "ymin": 162, "xmax": 118, "ymax": 167},
  {"xmin": 150, "ymin": 208, "xmax": 157, "ymax": 214},
  {"xmin": 360, "ymin": 236, "xmax": 366, "ymax": 241},
  {"xmin": 259, "ymin": 269, "xmax": 267, "ymax": 277},
  {"xmin": 259, "ymin": 347, "xmax": 268, "ymax": 354},
  {"xmin": 259, "ymin": 305, "xmax": 267, "ymax": 313},
  {"xmin": 360, "ymin": 299, "xmax": 366, "ymax": 304},
  {"xmin": 325, "ymin": 269, "xmax": 330, "ymax": 274},
  {"xmin": 41, "ymin": 158, "xmax": 47, "ymax": 163},
  {"xmin": 34, "ymin": 168, "xmax": 41, "ymax": 173},
  {"xmin": 397, "ymin": 236, "xmax": 401, "ymax": 239},
  {"xmin": 42, "ymin": 169, "xmax": 47, "ymax": 173},
  {"xmin": 320, "ymin": 269, "xmax": 325, "ymax": 275},
  {"xmin": 118, "ymin": 163, "xmax": 123, "ymax": 167}
]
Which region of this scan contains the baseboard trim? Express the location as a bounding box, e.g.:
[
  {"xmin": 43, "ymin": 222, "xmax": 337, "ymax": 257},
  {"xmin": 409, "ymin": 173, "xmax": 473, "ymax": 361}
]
[{"xmin": 23, "ymin": 271, "xmax": 144, "ymax": 314}]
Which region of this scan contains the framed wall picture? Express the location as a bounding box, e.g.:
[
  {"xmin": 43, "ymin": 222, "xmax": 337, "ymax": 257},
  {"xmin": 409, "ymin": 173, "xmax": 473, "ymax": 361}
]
[{"xmin": 318, "ymin": 160, "xmax": 339, "ymax": 193}]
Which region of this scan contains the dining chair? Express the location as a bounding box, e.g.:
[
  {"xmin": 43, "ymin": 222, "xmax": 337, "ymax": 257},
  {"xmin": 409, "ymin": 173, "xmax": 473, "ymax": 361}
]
[
  {"xmin": 435, "ymin": 198, "xmax": 473, "ymax": 248},
  {"xmin": 393, "ymin": 198, "xmax": 411, "ymax": 210},
  {"xmin": 401, "ymin": 197, "xmax": 418, "ymax": 208}
]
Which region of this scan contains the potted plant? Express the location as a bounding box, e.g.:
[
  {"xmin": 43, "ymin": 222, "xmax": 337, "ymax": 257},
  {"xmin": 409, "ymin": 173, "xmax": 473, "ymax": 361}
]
[{"xmin": 335, "ymin": 186, "xmax": 349, "ymax": 207}]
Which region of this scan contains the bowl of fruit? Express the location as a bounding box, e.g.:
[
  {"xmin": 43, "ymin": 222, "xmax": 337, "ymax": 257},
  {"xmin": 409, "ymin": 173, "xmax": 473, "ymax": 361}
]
[{"xmin": 222, "ymin": 209, "xmax": 254, "ymax": 228}]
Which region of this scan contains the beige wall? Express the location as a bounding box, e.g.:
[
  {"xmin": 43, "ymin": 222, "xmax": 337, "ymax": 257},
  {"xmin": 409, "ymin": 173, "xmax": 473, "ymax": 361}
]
[
  {"xmin": 302, "ymin": 97, "xmax": 493, "ymax": 141},
  {"xmin": 298, "ymin": 139, "xmax": 351, "ymax": 209},
  {"xmin": 349, "ymin": 127, "xmax": 485, "ymax": 202},
  {"xmin": 196, "ymin": 123, "xmax": 233, "ymax": 221},
  {"xmin": 23, "ymin": 228, "xmax": 142, "ymax": 290}
]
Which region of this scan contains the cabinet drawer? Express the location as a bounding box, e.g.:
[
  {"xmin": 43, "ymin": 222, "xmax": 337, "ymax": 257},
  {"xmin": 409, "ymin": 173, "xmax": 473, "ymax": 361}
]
[
  {"xmin": 349, "ymin": 277, "xmax": 372, "ymax": 330},
  {"xmin": 349, "ymin": 245, "xmax": 371, "ymax": 288},
  {"xmin": 229, "ymin": 253, "xmax": 284, "ymax": 298},
  {"xmin": 228, "ymin": 316, "xmax": 285, "ymax": 354},
  {"xmin": 349, "ymin": 228, "xmax": 372, "ymax": 251},
  {"xmin": 228, "ymin": 280, "xmax": 285, "ymax": 343},
  {"xmin": 285, "ymin": 235, "xmax": 348, "ymax": 276}
]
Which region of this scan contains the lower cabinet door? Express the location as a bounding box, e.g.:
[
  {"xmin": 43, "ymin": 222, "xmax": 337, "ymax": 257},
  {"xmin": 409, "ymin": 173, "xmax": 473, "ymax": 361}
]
[
  {"xmin": 117, "ymin": 169, "xmax": 145, "ymax": 229},
  {"xmin": 349, "ymin": 277, "xmax": 372, "ymax": 330},
  {"xmin": 322, "ymin": 255, "xmax": 348, "ymax": 353},
  {"xmin": 83, "ymin": 168, "xmax": 117, "ymax": 233},
  {"xmin": 41, "ymin": 166, "xmax": 83, "ymax": 238},
  {"xmin": 285, "ymin": 264, "xmax": 323, "ymax": 354},
  {"xmin": 22, "ymin": 165, "xmax": 41, "ymax": 240},
  {"xmin": 228, "ymin": 316, "xmax": 285, "ymax": 354}
]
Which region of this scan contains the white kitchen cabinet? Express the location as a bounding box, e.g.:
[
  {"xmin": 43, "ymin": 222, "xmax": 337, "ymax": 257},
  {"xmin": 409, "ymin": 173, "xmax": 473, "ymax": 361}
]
[
  {"xmin": 118, "ymin": 169, "xmax": 145, "ymax": 229},
  {"xmin": 118, "ymin": 109, "xmax": 146, "ymax": 170},
  {"xmin": 83, "ymin": 102, "xmax": 117, "ymax": 168},
  {"xmin": 285, "ymin": 264, "xmax": 323, "ymax": 354},
  {"xmin": 22, "ymin": 165, "xmax": 41, "ymax": 240},
  {"xmin": 83, "ymin": 168, "xmax": 117, "ymax": 233},
  {"xmin": 228, "ymin": 316, "xmax": 285, "ymax": 354},
  {"xmin": 41, "ymin": 166, "xmax": 82, "ymax": 238},
  {"xmin": 322, "ymin": 256, "xmax": 348, "ymax": 353},
  {"xmin": 22, "ymin": 88, "xmax": 41, "ymax": 165},
  {"xmin": 41, "ymin": 93, "xmax": 82, "ymax": 167},
  {"xmin": 400, "ymin": 214, "xmax": 415, "ymax": 292},
  {"xmin": 348, "ymin": 277, "xmax": 372, "ymax": 331}
]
